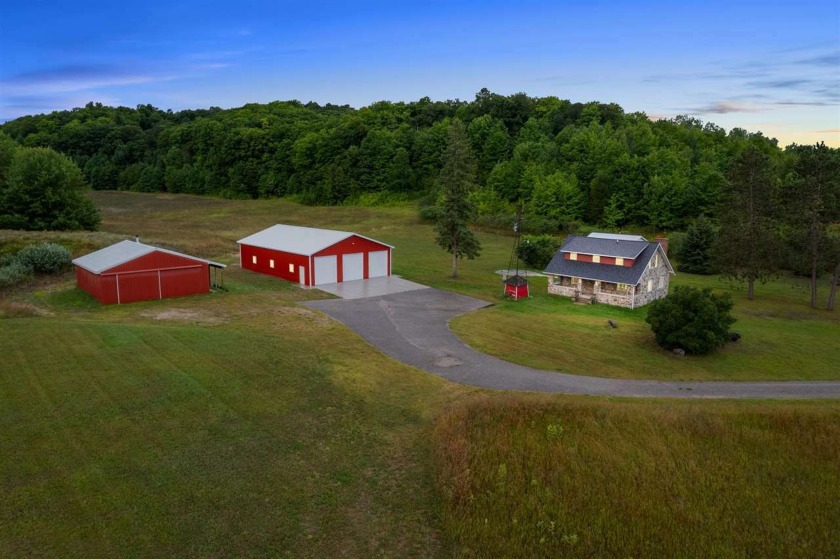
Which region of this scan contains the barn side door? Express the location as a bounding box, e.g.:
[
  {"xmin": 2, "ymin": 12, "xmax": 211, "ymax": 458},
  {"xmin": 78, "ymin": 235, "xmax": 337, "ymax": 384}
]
[{"xmin": 298, "ymin": 266, "xmax": 306, "ymax": 285}]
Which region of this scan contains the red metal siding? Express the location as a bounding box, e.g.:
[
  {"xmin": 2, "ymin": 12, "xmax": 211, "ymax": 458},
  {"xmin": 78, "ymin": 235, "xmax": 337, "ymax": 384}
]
[
  {"xmin": 240, "ymin": 235, "xmax": 391, "ymax": 285},
  {"xmin": 106, "ymin": 250, "xmax": 204, "ymax": 274},
  {"xmin": 76, "ymin": 266, "xmax": 117, "ymax": 304},
  {"xmin": 240, "ymin": 244, "xmax": 310, "ymax": 285},
  {"xmin": 76, "ymin": 249, "xmax": 210, "ymax": 305},
  {"xmin": 118, "ymin": 271, "xmax": 159, "ymax": 303},
  {"xmin": 161, "ymin": 267, "xmax": 209, "ymax": 298},
  {"xmin": 313, "ymin": 235, "xmax": 391, "ymax": 281}
]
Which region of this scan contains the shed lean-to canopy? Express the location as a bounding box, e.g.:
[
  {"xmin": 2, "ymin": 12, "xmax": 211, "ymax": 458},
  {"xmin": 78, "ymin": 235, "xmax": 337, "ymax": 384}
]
[{"xmin": 236, "ymin": 224, "xmax": 394, "ymax": 256}]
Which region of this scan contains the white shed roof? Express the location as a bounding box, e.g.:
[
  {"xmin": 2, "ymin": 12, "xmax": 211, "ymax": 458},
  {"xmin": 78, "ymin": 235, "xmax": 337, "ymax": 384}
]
[
  {"xmin": 73, "ymin": 240, "xmax": 225, "ymax": 274},
  {"xmin": 237, "ymin": 224, "xmax": 393, "ymax": 256},
  {"xmin": 587, "ymin": 232, "xmax": 648, "ymax": 242}
]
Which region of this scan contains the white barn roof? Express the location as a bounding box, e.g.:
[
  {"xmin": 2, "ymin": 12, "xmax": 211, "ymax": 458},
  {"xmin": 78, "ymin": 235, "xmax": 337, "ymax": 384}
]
[
  {"xmin": 73, "ymin": 240, "xmax": 225, "ymax": 274},
  {"xmin": 237, "ymin": 224, "xmax": 393, "ymax": 256},
  {"xmin": 587, "ymin": 232, "xmax": 648, "ymax": 242}
]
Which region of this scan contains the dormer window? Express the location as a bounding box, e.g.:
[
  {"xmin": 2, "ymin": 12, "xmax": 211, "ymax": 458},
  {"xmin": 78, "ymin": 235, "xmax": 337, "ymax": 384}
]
[
  {"xmin": 616, "ymin": 257, "xmax": 624, "ymax": 266},
  {"xmin": 593, "ymin": 255, "xmax": 601, "ymax": 263},
  {"xmin": 570, "ymin": 252, "xmax": 578, "ymax": 261}
]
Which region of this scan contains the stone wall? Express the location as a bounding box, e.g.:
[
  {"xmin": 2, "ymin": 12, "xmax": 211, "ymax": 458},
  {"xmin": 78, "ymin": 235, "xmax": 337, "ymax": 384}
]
[
  {"xmin": 547, "ymin": 277, "xmax": 577, "ymax": 299},
  {"xmin": 594, "ymin": 291, "xmax": 633, "ymax": 307},
  {"xmin": 632, "ymin": 249, "xmax": 671, "ymax": 307}
]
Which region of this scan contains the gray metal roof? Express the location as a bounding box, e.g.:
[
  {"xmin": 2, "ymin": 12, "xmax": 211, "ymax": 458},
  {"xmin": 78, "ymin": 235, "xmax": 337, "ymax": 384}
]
[
  {"xmin": 73, "ymin": 240, "xmax": 225, "ymax": 274},
  {"xmin": 560, "ymin": 235, "xmax": 649, "ymax": 259},
  {"xmin": 587, "ymin": 232, "xmax": 647, "ymax": 242},
  {"xmin": 237, "ymin": 224, "xmax": 393, "ymax": 256},
  {"xmin": 544, "ymin": 240, "xmax": 673, "ymax": 285}
]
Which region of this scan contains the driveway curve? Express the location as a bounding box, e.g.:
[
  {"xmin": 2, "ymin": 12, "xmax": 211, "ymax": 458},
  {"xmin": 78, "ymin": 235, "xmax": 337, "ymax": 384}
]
[{"xmin": 304, "ymin": 288, "xmax": 840, "ymax": 399}]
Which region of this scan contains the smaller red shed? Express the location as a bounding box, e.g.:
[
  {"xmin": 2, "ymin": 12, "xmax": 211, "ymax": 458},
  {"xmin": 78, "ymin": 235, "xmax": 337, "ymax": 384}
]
[
  {"xmin": 73, "ymin": 240, "xmax": 225, "ymax": 304},
  {"xmin": 237, "ymin": 224, "xmax": 393, "ymax": 286}
]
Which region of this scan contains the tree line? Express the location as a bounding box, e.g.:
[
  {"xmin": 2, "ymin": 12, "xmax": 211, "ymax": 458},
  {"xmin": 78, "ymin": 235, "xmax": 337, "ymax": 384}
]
[
  {"xmin": 676, "ymin": 143, "xmax": 839, "ymax": 309},
  {"xmin": 1, "ymin": 89, "xmax": 784, "ymax": 232}
]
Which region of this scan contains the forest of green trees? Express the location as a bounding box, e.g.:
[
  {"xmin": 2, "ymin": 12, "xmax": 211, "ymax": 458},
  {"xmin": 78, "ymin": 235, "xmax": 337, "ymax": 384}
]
[
  {"xmin": 1, "ymin": 89, "xmax": 789, "ymax": 232},
  {"xmin": 0, "ymin": 89, "xmax": 838, "ymax": 306}
]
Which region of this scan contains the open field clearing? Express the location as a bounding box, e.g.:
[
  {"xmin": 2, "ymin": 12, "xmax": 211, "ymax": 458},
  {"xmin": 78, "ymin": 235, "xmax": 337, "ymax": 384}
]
[
  {"xmin": 435, "ymin": 395, "xmax": 840, "ymax": 558},
  {"xmin": 1, "ymin": 191, "xmax": 838, "ymax": 556}
]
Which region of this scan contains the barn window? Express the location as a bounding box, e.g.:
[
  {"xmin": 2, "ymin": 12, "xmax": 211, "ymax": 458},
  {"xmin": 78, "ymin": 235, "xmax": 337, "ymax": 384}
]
[
  {"xmin": 593, "ymin": 255, "xmax": 601, "ymax": 263},
  {"xmin": 270, "ymin": 259, "xmax": 275, "ymax": 269},
  {"xmin": 252, "ymin": 255, "xmax": 257, "ymax": 264},
  {"xmin": 616, "ymin": 257, "xmax": 624, "ymax": 266},
  {"xmin": 570, "ymin": 252, "xmax": 578, "ymax": 260},
  {"xmin": 288, "ymin": 263, "xmax": 294, "ymax": 273}
]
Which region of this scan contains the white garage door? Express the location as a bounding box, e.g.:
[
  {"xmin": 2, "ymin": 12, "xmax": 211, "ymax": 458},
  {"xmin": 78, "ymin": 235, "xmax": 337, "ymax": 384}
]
[
  {"xmin": 368, "ymin": 250, "xmax": 389, "ymax": 278},
  {"xmin": 342, "ymin": 253, "xmax": 364, "ymax": 282},
  {"xmin": 314, "ymin": 255, "xmax": 337, "ymax": 285}
]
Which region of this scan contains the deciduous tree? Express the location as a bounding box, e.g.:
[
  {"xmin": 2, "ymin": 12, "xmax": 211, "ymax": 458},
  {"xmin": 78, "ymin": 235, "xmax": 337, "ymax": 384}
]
[{"xmin": 0, "ymin": 147, "xmax": 100, "ymax": 231}]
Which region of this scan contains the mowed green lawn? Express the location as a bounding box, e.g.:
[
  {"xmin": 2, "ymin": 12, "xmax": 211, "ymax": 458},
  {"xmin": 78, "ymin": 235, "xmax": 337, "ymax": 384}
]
[
  {"xmin": 1, "ymin": 191, "xmax": 839, "ymax": 556},
  {"xmin": 451, "ymin": 277, "xmax": 840, "ymax": 381},
  {"xmin": 1, "ymin": 285, "xmax": 465, "ymax": 557}
]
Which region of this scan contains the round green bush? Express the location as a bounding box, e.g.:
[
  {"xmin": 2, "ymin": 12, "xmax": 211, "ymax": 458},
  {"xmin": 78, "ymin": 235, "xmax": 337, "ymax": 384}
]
[
  {"xmin": 0, "ymin": 261, "xmax": 33, "ymax": 289},
  {"xmin": 15, "ymin": 243, "xmax": 72, "ymax": 274},
  {"xmin": 645, "ymin": 286, "xmax": 736, "ymax": 355}
]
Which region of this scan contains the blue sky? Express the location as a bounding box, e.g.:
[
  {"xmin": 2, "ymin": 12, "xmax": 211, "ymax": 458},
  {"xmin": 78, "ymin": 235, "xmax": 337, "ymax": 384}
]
[{"xmin": 1, "ymin": 0, "xmax": 838, "ymax": 146}]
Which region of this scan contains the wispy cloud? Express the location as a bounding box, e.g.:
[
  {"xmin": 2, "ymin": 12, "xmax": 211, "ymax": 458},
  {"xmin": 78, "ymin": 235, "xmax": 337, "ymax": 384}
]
[
  {"xmin": 809, "ymin": 128, "xmax": 840, "ymax": 134},
  {"xmin": 688, "ymin": 101, "xmax": 763, "ymax": 114},
  {"xmin": 1, "ymin": 64, "xmax": 171, "ymax": 95},
  {"xmin": 747, "ymin": 78, "xmax": 813, "ymax": 89},
  {"xmin": 796, "ymin": 52, "xmax": 840, "ymax": 67}
]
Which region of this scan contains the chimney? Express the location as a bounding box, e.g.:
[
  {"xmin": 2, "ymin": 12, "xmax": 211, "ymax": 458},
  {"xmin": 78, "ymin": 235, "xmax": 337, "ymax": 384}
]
[
  {"xmin": 135, "ymin": 235, "xmax": 140, "ymax": 243},
  {"xmin": 655, "ymin": 236, "xmax": 668, "ymax": 254}
]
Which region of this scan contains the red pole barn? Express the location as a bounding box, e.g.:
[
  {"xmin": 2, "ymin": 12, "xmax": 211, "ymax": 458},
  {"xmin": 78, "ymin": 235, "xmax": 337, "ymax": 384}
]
[
  {"xmin": 73, "ymin": 240, "xmax": 226, "ymax": 304},
  {"xmin": 237, "ymin": 224, "xmax": 393, "ymax": 286}
]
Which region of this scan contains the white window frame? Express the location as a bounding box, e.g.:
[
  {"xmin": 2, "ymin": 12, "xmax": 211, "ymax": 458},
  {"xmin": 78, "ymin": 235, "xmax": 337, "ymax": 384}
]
[
  {"xmin": 288, "ymin": 263, "xmax": 295, "ymax": 273},
  {"xmin": 593, "ymin": 255, "xmax": 601, "ymax": 263},
  {"xmin": 616, "ymin": 257, "xmax": 624, "ymax": 266},
  {"xmin": 647, "ymin": 279, "xmax": 653, "ymax": 292},
  {"xmin": 252, "ymin": 255, "xmax": 257, "ymax": 265},
  {"xmin": 269, "ymin": 259, "xmax": 275, "ymax": 269},
  {"xmin": 569, "ymin": 252, "xmax": 578, "ymax": 261}
]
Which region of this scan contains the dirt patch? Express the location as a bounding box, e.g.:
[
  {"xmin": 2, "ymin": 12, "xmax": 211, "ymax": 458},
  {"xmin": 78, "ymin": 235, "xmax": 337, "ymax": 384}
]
[
  {"xmin": 0, "ymin": 301, "xmax": 52, "ymax": 318},
  {"xmin": 140, "ymin": 308, "xmax": 228, "ymax": 325}
]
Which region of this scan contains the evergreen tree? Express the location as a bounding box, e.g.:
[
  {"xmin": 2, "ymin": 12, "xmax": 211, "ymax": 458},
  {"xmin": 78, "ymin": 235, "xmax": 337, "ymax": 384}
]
[
  {"xmin": 715, "ymin": 146, "xmax": 779, "ymax": 300},
  {"xmin": 677, "ymin": 215, "xmax": 718, "ymax": 274},
  {"xmin": 435, "ymin": 120, "xmax": 481, "ymax": 278},
  {"xmin": 781, "ymin": 142, "xmax": 840, "ymax": 309}
]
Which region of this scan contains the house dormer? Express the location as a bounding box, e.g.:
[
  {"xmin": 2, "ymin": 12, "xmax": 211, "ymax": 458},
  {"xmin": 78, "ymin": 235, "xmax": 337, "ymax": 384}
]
[{"xmin": 560, "ymin": 233, "xmax": 649, "ymax": 267}]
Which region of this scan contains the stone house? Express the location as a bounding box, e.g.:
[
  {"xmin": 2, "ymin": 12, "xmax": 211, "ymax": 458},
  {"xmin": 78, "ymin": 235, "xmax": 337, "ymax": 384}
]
[{"xmin": 544, "ymin": 232, "xmax": 674, "ymax": 308}]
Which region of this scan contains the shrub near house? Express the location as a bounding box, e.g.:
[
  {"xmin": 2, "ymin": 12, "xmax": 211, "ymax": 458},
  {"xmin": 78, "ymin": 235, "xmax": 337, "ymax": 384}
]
[{"xmin": 646, "ymin": 286, "xmax": 736, "ymax": 355}]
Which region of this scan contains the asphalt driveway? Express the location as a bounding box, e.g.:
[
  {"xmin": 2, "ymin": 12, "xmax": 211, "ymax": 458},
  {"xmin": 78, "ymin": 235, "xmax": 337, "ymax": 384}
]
[{"xmin": 304, "ymin": 288, "xmax": 840, "ymax": 399}]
